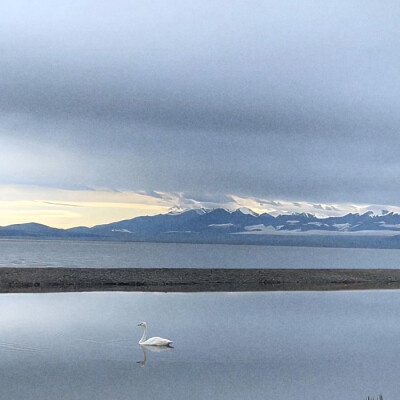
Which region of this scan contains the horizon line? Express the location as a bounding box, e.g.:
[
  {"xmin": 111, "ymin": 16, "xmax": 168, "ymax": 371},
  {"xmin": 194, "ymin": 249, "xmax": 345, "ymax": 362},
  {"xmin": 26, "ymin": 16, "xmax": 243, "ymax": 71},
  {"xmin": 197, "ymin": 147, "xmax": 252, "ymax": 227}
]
[{"xmin": 1, "ymin": 206, "xmax": 398, "ymax": 231}]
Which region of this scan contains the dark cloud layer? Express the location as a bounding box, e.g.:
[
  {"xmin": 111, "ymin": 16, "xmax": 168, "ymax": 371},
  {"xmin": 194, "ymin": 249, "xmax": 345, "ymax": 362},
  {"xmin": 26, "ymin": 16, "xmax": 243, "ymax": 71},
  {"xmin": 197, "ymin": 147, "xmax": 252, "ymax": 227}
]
[{"xmin": 1, "ymin": 0, "xmax": 400, "ymax": 205}]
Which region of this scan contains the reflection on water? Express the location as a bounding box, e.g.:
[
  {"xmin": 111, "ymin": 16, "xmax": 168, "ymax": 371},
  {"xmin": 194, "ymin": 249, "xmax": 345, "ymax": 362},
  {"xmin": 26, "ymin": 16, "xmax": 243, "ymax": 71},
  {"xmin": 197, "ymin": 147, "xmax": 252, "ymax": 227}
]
[
  {"xmin": 0, "ymin": 291, "xmax": 398, "ymax": 399},
  {"xmin": 2, "ymin": 238, "xmax": 400, "ymax": 268},
  {"xmin": 137, "ymin": 344, "xmax": 173, "ymax": 367}
]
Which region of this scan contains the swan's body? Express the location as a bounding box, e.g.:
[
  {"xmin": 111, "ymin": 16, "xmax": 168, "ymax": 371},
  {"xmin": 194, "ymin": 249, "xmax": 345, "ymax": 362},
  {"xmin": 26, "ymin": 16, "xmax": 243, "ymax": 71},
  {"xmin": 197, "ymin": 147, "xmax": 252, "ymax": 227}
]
[{"xmin": 138, "ymin": 322, "xmax": 173, "ymax": 347}]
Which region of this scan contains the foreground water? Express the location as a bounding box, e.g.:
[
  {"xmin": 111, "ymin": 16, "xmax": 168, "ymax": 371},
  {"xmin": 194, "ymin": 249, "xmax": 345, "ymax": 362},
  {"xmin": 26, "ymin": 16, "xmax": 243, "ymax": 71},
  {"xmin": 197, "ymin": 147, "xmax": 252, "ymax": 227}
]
[
  {"xmin": 0, "ymin": 290, "xmax": 398, "ymax": 399},
  {"xmin": 2, "ymin": 238, "xmax": 400, "ymax": 268}
]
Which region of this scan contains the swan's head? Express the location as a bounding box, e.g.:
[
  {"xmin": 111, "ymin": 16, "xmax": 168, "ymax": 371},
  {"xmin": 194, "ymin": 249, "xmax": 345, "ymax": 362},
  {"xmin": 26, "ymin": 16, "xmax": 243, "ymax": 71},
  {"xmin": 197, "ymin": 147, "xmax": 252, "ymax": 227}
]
[{"xmin": 138, "ymin": 322, "xmax": 147, "ymax": 327}]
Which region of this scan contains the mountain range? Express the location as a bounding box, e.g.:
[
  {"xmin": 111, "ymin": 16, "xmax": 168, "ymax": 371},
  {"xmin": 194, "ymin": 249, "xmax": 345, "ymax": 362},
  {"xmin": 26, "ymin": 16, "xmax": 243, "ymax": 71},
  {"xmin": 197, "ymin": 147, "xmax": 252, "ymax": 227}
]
[{"xmin": 3, "ymin": 207, "xmax": 400, "ymax": 248}]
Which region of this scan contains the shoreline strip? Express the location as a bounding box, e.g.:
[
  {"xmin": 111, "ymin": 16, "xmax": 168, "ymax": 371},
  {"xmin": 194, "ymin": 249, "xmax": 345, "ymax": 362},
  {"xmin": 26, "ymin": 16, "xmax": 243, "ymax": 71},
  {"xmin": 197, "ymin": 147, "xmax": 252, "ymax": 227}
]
[{"xmin": 0, "ymin": 268, "xmax": 400, "ymax": 293}]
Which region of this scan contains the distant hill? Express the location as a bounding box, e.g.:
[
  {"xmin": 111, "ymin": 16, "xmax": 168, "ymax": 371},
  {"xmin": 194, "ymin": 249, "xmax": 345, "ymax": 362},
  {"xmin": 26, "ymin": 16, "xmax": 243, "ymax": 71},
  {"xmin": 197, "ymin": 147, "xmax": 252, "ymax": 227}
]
[
  {"xmin": 3, "ymin": 208, "xmax": 400, "ymax": 248},
  {"xmin": 0, "ymin": 223, "xmax": 66, "ymax": 237}
]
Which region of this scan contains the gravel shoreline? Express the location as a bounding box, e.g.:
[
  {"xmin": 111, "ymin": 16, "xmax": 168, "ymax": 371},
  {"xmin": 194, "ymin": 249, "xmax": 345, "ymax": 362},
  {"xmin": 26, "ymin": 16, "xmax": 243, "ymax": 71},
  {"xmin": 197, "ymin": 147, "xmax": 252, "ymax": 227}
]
[{"xmin": 0, "ymin": 267, "xmax": 400, "ymax": 293}]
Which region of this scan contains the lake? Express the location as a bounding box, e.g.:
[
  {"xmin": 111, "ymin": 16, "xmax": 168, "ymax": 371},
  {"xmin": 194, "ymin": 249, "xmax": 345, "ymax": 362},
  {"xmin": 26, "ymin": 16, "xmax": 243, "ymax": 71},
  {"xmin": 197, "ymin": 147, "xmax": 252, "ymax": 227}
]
[
  {"xmin": 2, "ymin": 238, "xmax": 400, "ymax": 268},
  {"xmin": 0, "ymin": 290, "xmax": 397, "ymax": 399}
]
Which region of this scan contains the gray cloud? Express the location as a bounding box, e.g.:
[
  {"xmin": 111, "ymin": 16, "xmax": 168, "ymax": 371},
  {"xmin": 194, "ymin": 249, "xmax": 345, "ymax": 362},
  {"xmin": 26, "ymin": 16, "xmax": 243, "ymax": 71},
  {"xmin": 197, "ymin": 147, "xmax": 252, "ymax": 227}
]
[
  {"xmin": 1, "ymin": 0, "xmax": 400, "ymax": 206},
  {"xmin": 42, "ymin": 201, "xmax": 82, "ymax": 208}
]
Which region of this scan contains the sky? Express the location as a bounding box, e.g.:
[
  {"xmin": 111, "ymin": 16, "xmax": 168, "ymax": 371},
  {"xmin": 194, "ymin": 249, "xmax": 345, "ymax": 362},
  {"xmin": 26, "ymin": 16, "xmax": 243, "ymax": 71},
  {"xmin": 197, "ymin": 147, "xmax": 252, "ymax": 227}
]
[{"xmin": 1, "ymin": 1, "xmax": 400, "ymax": 228}]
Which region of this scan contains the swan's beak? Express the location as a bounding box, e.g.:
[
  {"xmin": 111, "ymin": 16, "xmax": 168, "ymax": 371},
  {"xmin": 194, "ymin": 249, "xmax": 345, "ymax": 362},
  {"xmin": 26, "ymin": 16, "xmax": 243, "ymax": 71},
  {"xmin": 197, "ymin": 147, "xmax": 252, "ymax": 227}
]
[{"xmin": 137, "ymin": 323, "xmax": 142, "ymax": 326}]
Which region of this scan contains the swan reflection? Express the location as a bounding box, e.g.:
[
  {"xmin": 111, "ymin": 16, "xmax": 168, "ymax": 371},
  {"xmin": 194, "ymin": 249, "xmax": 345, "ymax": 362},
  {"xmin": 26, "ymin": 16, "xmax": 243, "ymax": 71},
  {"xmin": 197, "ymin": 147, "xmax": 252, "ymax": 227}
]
[{"xmin": 137, "ymin": 344, "xmax": 173, "ymax": 367}]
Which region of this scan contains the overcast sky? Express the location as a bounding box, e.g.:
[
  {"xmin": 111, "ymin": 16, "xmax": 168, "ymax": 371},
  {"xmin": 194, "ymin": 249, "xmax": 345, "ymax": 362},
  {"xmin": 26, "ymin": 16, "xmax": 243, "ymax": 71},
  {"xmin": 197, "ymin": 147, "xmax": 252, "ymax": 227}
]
[{"xmin": 1, "ymin": 0, "xmax": 400, "ymax": 226}]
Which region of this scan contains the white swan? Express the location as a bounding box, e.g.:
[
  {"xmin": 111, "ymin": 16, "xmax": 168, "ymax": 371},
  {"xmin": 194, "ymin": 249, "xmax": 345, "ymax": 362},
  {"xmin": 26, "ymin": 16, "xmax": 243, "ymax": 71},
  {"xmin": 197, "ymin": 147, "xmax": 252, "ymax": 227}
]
[{"xmin": 137, "ymin": 322, "xmax": 173, "ymax": 347}]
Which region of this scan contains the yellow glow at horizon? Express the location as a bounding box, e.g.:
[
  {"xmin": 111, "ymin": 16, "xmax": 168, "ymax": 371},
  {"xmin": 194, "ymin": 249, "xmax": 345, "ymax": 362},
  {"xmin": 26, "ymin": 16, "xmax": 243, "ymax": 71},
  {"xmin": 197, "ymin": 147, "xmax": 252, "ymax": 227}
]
[
  {"xmin": 0, "ymin": 185, "xmax": 172, "ymax": 228},
  {"xmin": 3, "ymin": 184, "xmax": 399, "ymax": 230}
]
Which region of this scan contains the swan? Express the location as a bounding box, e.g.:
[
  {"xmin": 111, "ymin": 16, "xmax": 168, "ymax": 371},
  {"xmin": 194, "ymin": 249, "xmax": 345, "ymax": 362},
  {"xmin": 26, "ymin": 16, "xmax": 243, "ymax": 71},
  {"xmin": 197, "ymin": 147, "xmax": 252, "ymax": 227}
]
[{"xmin": 137, "ymin": 322, "xmax": 173, "ymax": 347}]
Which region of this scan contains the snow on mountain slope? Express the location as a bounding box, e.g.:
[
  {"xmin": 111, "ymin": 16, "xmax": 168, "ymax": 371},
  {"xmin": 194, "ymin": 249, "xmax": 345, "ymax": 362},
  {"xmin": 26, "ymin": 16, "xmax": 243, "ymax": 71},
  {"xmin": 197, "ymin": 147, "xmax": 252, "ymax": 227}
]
[{"xmin": 4, "ymin": 208, "xmax": 400, "ymax": 239}]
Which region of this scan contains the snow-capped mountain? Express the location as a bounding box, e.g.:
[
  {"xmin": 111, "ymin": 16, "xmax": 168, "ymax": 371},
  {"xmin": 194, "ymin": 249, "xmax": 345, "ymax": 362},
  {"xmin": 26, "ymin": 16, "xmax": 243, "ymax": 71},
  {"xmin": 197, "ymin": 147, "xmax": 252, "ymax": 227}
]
[
  {"xmin": 4, "ymin": 209, "xmax": 400, "ymax": 248},
  {"xmin": 59, "ymin": 208, "xmax": 400, "ymax": 238}
]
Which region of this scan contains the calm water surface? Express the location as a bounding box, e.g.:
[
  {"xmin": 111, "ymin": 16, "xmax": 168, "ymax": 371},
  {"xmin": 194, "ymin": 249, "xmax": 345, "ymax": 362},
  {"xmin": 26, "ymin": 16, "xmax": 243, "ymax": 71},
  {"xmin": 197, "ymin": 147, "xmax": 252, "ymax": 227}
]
[
  {"xmin": 0, "ymin": 291, "xmax": 398, "ymax": 399},
  {"xmin": 1, "ymin": 238, "xmax": 400, "ymax": 268}
]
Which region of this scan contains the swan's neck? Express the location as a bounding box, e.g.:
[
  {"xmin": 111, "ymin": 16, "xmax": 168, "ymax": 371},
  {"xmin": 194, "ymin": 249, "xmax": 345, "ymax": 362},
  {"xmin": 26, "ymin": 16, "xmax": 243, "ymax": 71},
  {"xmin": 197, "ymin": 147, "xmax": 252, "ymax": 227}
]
[{"xmin": 139, "ymin": 325, "xmax": 147, "ymax": 344}]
